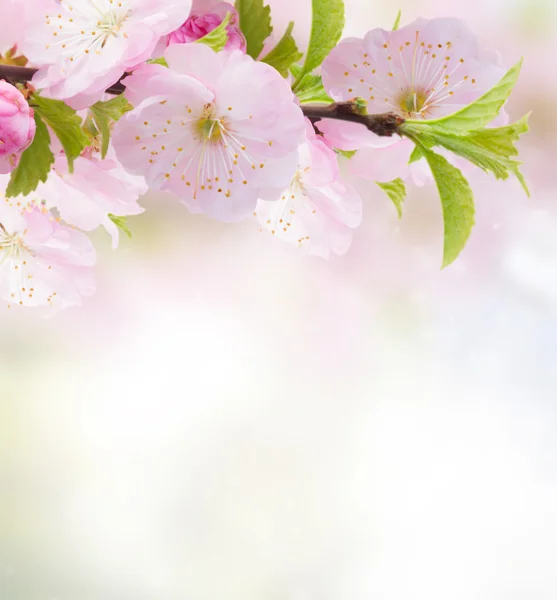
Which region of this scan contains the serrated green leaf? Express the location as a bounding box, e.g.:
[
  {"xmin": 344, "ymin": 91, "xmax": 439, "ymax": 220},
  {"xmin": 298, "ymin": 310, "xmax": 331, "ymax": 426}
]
[
  {"xmin": 420, "ymin": 145, "xmax": 475, "ymax": 268},
  {"xmin": 408, "ymin": 145, "xmax": 424, "ymax": 164},
  {"xmin": 6, "ymin": 113, "xmax": 54, "ymax": 198},
  {"xmin": 377, "ymin": 178, "xmax": 406, "ymax": 219},
  {"xmin": 108, "ymin": 214, "xmax": 132, "ymax": 239},
  {"xmin": 290, "ymin": 64, "xmax": 334, "ymax": 104},
  {"xmin": 403, "ymin": 115, "xmax": 530, "ymax": 193},
  {"xmin": 293, "ymin": 0, "xmax": 345, "ymax": 89},
  {"xmin": 31, "ymin": 95, "xmax": 89, "ymax": 172},
  {"xmin": 91, "ymin": 95, "xmax": 133, "ymax": 120},
  {"xmin": 392, "ymin": 10, "xmax": 402, "ymax": 30},
  {"xmin": 196, "ymin": 13, "xmax": 231, "ymax": 52},
  {"xmin": 90, "ymin": 96, "xmax": 133, "ymax": 159},
  {"xmin": 404, "ymin": 60, "xmax": 523, "ymax": 132},
  {"xmin": 513, "ymin": 170, "xmax": 530, "ymax": 196},
  {"xmin": 235, "ymin": 0, "xmax": 272, "ymax": 59},
  {"xmin": 261, "ymin": 22, "xmax": 303, "ymax": 77}
]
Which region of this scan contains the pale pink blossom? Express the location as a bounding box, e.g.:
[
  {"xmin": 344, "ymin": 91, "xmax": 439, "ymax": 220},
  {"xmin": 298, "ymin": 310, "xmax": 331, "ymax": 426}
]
[
  {"xmin": 0, "ymin": 181, "xmax": 96, "ymax": 312},
  {"xmin": 167, "ymin": 1, "xmax": 246, "ymax": 51},
  {"xmin": 113, "ymin": 43, "xmax": 304, "ymax": 222},
  {"xmin": 0, "ymin": 0, "xmax": 21, "ymax": 55},
  {"xmin": 255, "ymin": 121, "xmax": 362, "ymax": 258},
  {"xmin": 320, "ymin": 18, "xmax": 507, "ymax": 182},
  {"xmin": 31, "ymin": 149, "xmax": 147, "ymax": 248},
  {"xmin": 0, "ymin": 81, "xmax": 36, "ymax": 175},
  {"xmin": 22, "ymin": 0, "xmax": 193, "ymax": 109}
]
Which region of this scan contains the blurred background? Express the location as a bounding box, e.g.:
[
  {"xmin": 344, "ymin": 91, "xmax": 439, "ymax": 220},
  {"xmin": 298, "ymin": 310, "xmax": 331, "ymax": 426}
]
[{"xmin": 2, "ymin": 0, "xmax": 557, "ymax": 598}]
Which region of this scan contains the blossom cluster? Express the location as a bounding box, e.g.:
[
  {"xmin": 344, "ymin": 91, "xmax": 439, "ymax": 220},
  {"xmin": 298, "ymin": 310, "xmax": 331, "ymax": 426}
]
[{"xmin": 0, "ymin": 0, "xmax": 528, "ymax": 312}]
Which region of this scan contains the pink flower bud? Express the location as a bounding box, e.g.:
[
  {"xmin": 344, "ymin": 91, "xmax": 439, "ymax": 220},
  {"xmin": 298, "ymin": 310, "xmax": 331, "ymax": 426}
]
[
  {"xmin": 168, "ymin": 2, "xmax": 246, "ymax": 52},
  {"xmin": 0, "ymin": 81, "xmax": 36, "ymax": 174}
]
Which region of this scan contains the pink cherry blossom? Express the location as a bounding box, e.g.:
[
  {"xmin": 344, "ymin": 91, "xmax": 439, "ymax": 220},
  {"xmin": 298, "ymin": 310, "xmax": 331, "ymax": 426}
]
[
  {"xmin": 0, "ymin": 81, "xmax": 36, "ymax": 175},
  {"xmin": 0, "ymin": 0, "xmax": 21, "ymax": 56},
  {"xmin": 167, "ymin": 1, "xmax": 246, "ymax": 51},
  {"xmin": 0, "ymin": 182, "xmax": 96, "ymax": 312},
  {"xmin": 31, "ymin": 150, "xmax": 147, "ymax": 248},
  {"xmin": 255, "ymin": 121, "xmax": 362, "ymax": 258},
  {"xmin": 113, "ymin": 43, "xmax": 305, "ymax": 222},
  {"xmin": 320, "ymin": 18, "xmax": 506, "ymax": 182},
  {"xmin": 22, "ymin": 0, "xmax": 193, "ymax": 109}
]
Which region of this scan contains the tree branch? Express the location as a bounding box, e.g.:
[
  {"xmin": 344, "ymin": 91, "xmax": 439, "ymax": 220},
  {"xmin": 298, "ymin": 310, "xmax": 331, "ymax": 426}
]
[
  {"xmin": 0, "ymin": 65, "xmax": 404, "ymax": 136},
  {"xmin": 0, "ymin": 64, "xmax": 127, "ymax": 96},
  {"xmin": 303, "ymin": 102, "xmax": 404, "ymax": 137}
]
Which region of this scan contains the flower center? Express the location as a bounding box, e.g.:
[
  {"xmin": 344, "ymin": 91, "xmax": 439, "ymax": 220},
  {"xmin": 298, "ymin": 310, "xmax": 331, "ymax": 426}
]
[
  {"xmin": 0, "ymin": 225, "xmax": 29, "ymax": 261},
  {"xmin": 45, "ymin": 3, "xmax": 132, "ymax": 55},
  {"xmin": 398, "ymin": 89, "xmax": 429, "ymax": 117},
  {"xmin": 97, "ymin": 7, "xmax": 130, "ymax": 45},
  {"xmin": 291, "ymin": 169, "xmax": 309, "ymax": 195},
  {"xmin": 195, "ymin": 105, "xmax": 226, "ymax": 143},
  {"xmin": 196, "ymin": 118, "xmax": 225, "ymax": 143}
]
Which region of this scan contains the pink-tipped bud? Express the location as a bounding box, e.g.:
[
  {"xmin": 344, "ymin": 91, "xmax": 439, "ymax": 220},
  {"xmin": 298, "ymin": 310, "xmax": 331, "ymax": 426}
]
[
  {"xmin": 168, "ymin": 2, "xmax": 246, "ymax": 52},
  {"xmin": 0, "ymin": 81, "xmax": 36, "ymax": 174}
]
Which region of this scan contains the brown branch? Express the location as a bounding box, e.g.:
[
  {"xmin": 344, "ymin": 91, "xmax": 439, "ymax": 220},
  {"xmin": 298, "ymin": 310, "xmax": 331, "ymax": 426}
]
[
  {"xmin": 0, "ymin": 64, "xmax": 38, "ymax": 83},
  {"xmin": 0, "ymin": 65, "xmax": 404, "ymax": 136},
  {"xmin": 0, "ymin": 64, "xmax": 126, "ymax": 96},
  {"xmin": 303, "ymin": 102, "xmax": 404, "ymax": 137}
]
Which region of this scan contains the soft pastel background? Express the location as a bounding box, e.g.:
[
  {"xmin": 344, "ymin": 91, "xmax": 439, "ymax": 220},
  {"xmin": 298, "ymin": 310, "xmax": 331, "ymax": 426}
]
[{"xmin": 2, "ymin": 0, "xmax": 557, "ymax": 598}]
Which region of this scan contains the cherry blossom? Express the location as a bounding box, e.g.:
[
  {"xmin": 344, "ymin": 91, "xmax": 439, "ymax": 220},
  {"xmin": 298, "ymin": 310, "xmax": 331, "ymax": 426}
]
[
  {"xmin": 167, "ymin": 1, "xmax": 246, "ymax": 51},
  {"xmin": 22, "ymin": 0, "xmax": 193, "ymax": 109},
  {"xmin": 0, "ymin": 180, "xmax": 96, "ymax": 311},
  {"xmin": 320, "ymin": 18, "xmax": 506, "ymax": 182},
  {"xmin": 255, "ymin": 121, "xmax": 362, "ymax": 258},
  {"xmin": 0, "ymin": 1, "xmax": 530, "ymax": 311},
  {"xmin": 0, "ymin": 81, "xmax": 36, "ymax": 175},
  {"xmin": 113, "ymin": 43, "xmax": 304, "ymax": 222},
  {"xmin": 0, "ymin": 0, "xmax": 22, "ymax": 56},
  {"xmin": 35, "ymin": 150, "xmax": 147, "ymax": 248}
]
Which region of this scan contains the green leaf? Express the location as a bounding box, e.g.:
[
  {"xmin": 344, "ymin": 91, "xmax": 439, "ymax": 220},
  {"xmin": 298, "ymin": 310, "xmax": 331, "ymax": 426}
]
[
  {"xmin": 92, "ymin": 95, "xmax": 133, "ymax": 120},
  {"xmin": 392, "ymin": 10, "xmax": 402, "ymax": 30},
  {"xmin": 292, "ymin": 0, "xmax": 345, "ymax": 89},
  {"xmin": 335, "ymin": 148, "xmax": 357, "ymax": 159},
  {"xmin": 290, "ymin": 64, "xmax": 333, "ymax": 104},
  {"xmin": 90, "ymin": 96, "xmax": 133, "ymax": 159},
  {"xmin": 513, "ymin": 170, "xmax": 529, "ymax": 197},
  {"xmin": 353, "ymin": 97, "xmax": 368, "ymax": 114},
  {"xmin": 31, "ymin": 94, "xmax": 90, "ymax": 172},
  {"xmin": 408, "ymin": 145, "xmax": 424, "ymax": 164},
  {"xmin": 377, "ymin": 178, "xmax": 406, "ymax": 219},
  {"xmin": 95, "ymin": 113, "xmax": 111, "ymax": 160},
  {"xmin": 196, "ymin": 12, "xmax": 231, "ymax": 52},
  {"xmin": 6, "ymin": 113, "xmax": 54, "ymax": 198},
  {"xmin": 108, "ymin": 215, "xmax": 132, "ymax": 240},
  {"xmin": 147, "ymin": 57, "xmax": 168, "ymax": 67},
  {"xmin": 404, "ymin": 60, "xmax": 523, "ymax": 132},
  {"xmin": 1, "ymin": 46, "xmax": 28, "ymax": 66},
  {"xmin": 420, "ymin": 145, "xmax": 476, "ymax": 268},
  {"xmin": 403, "ymin": 115, "xmax": 530, "ymax": 193},
  {"xmin": 235, "ymin": 0, "xmax": 272, "ymax": 59},
  {"xmin": 83, "ymin": 116, "xmax": 100, "ymax": 139},
  {"xmin": 261, "ymin": 22, "xmax": 303, "ymax": 77}
]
